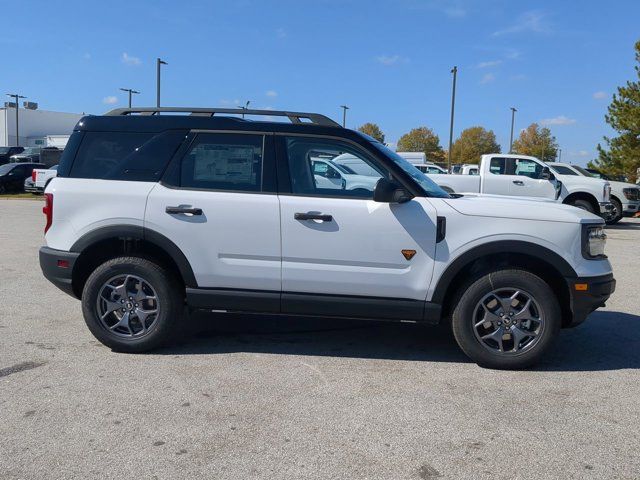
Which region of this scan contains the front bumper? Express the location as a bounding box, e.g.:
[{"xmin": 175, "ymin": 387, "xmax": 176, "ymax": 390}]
[
  {"xmin": 621, "ymin": 201, "xmax": 640, "ymax": 216},
  {"xmin": 39, "ymin": 246, "xmax": 80, "ymax": 298},
  {"xmin": 565, "ymin": 273, "xmax": 616, "ymax": 328},
  {"xmin": 599, "ymin": 202, "xmax": 615, "ymax": 220}
]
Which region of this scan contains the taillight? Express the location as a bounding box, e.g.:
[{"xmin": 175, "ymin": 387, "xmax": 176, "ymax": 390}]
[
  {"xmin": 43, "ymin": 193, "xmax": 53, "ymax": 233},
  {"xmin": 32, "ymin": 170, "xmax": 37, "ymax": 182}
]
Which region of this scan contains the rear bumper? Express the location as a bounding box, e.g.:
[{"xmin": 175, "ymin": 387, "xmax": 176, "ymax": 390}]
[
  {"xmin": 39, "ymin": 246, "xmax": 80, "ymax": 298},
  {"xmin": 565, "ymin": 273, "xmax": 616, "ymax": 328}
]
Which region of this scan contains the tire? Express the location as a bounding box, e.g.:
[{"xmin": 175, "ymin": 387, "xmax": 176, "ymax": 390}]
[
  {"xmin": 606, "ymin": 198, "xmax": 622, "ymax": 225},
  {"xmin": 570, "ymin": 199, "xmax": 596, "ymax": 214},
  {"xmin": 81, "ymin": 256, "xmax": 183, "ymax": 352},
  {"xmin": 451, "ymin": 269, "xmax": 561, "ymax": 370}
]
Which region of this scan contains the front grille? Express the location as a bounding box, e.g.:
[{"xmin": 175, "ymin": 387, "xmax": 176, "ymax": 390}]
[{"xmin": 624, "ymin": 188, "xmax": 640, "ymax": 201}]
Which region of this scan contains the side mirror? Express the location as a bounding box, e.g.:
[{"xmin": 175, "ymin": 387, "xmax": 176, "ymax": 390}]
[
  {"xmin": 540, "ymin": 167, "xmax": 552, "ymax": 180},
  {"xmin": 373, "ymin": 178, "xmax": 413, "ymax": 203}
]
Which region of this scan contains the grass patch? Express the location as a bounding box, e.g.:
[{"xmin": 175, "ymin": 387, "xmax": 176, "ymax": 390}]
[{"xmin": 0, "ymin": 193, "xmax": 43, "ymax": 200}]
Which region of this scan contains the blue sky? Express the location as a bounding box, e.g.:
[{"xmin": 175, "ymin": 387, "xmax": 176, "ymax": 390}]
[{"xmin": 2, "ymin": 0, "xmax": 639, "ymax": 165}]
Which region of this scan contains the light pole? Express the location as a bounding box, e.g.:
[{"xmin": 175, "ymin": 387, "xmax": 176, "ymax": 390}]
[
  {"xmin": 119, "ymin": 88, "xmax": 140, "ymax": 108},
  {"xmin": 340, "ymin": 105, "xmax": 349, "ymax": 127},
  {"xmin": 156, "ymin": 58, "xmax": 168, "ymax": 108},
  {"xmin": 447, "ymin": 66, "xmax": 457, "ymax": 171},
  {"xmin": 6, "ymin": 93, "xmax": 26, "ymax": 147},
  {"xmin": 558, "ymin": 148, "xmax": 562, "ymax": 162},
  {"xmin": 241, "ymin": 100, "xmax": 250, "ymax": 119},
  {"xmin": 509, "ymin": 107, "xmax": 517, "ymax": 153}
]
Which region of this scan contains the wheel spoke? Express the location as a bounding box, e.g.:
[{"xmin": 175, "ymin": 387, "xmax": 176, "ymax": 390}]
[
  {"xmin": 101, "ymin": 300, "xmax": 123, "ymax": 320},
  {"xmin": 135, "ymin": 308, "xmax": 157, "ymax": 324},
  {"xmin": 509, "ymin": 325, "xmax": 537, "ymax": 351},
  {"xmin": 110, "ymin": 311, "xmax": 132, "ymax": 334},
  {"xmin": 512, "ymin": 298, "xmax": 533, "ymax": 321},
  {"xmin": 481, "ymin": 327, "xmax": 505, "ymax": 351}
]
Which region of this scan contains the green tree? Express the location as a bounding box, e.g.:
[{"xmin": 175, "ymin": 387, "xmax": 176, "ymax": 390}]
[
  {"xmin": 511, "ymin": 123, "xmax": 559, "ymax": 162},
  {"xmin": 357, "ymin": 123, "xmax": 385, "ymax": 143},
  {"xmin": 397, "ymin": 127, "xmax": 444, "ymax": 161},
  {"xmin": 591, "ymin": 40, "xmax": 640, "ymax": 183},
  {"xmin": 451, "ymin": 126, "xmax": 501, "ymax": 164}
]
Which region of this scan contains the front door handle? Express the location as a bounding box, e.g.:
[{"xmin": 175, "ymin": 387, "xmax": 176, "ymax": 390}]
[
  {"xmin": 166, "ymin": 206, "xmax": 203, "ymax": 215},
  {"xmin": 294, "ymin": 212, "xmax": 333, "ymax": 222},
  {"xmin": 512, "ymin": 180, "xmax": 525, "ymax": 186}
]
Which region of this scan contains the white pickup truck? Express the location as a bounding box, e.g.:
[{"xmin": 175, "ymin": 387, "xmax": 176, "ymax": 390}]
[
  {"xmin": 427, "ymin": 154, "xmax": 614, "ymax": 219},
  {"xmin": 30, "ymin": 165, "xmax": 58, "ymax": 194}
]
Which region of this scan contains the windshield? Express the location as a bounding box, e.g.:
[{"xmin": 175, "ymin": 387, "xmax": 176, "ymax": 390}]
[
  {"xmin": 572, "ymin": 165, "xmax": 595, "ymax": 177},
  {"xmin": 0, "ymin": 147, "xmax": 12, "ymax": 154},
  {"xmin": 367, "ymin": 140, "xmax": 450, "ymax": 198},
  {"xmin": 549, "ymin": 165, "xmax": 579, "ymax": 176},
  {"xmin": 0, "ymin": 164, "xmax": 15, "ymax": 175},
  {"xmin": 22, "ymin": 147, "xmax": 40, "ymax": 155}
]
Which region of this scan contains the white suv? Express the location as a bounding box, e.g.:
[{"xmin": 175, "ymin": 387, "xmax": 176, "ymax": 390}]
[{"xmin": 39, "ymin": 107, "xmax": 616, "ymax": 369}]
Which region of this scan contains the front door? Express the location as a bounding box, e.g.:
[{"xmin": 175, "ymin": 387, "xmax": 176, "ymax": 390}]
[
  {"xmin": 277, "ymin": 135, "xmax": 438, "ymax": 319},
  {"xmin": 145, "ymin": 132, "xmax": 281, "ymax": 295}
]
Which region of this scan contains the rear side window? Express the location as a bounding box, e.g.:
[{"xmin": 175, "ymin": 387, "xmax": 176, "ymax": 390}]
[
  {"xmin": 179, "ymin": 133, "xmax": 264, "ymax": 192},
  {"xmin": 67, "ymin": 131, "xmax": 186, "ymax": 181}
]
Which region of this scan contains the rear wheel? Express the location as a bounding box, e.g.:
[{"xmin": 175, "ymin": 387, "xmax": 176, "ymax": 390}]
[
  {"xmin": 451, "ymin": 269, "xmax": 561, "ymax": 369},
  {"xmin": 81, "ymin": 256, "xmax": 183, "ymax": 352}
]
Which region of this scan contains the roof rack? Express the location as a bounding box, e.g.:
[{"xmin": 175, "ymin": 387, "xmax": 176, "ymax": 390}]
[{"xmin": 104, "ymin": 107, "xmax": 342, "ymax": 127}]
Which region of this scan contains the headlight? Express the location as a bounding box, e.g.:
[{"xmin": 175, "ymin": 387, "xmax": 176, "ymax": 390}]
[{"xmin": 582, "ymin": 225, "xmax": 607, "ymax": 259}]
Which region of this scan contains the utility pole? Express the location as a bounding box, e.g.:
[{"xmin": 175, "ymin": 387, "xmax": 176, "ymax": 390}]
[
  {"xmin": 6, "ymin": 93, "xmax": 26, "ymax": 146},
  {"xmin": 558, "ymin": 148, "xmax": 562, "ymax": 162},
  {"xmin": 119, "ymin": 88, "xmax": 140, "ymax": 108},
  {"xmin": 340, "ymin": 105, "xmax": 349, "ymax": 127},
  {"xmin": 509, "ymin": 107, "xmax": 517, "ymax": 153},
  {"xmin": 447, "ymin": 66, "xmax": 457, "ymax": 172},
  {"xmin": 156, "ymin": 58, "xmax": 168, "ymax": 108}
]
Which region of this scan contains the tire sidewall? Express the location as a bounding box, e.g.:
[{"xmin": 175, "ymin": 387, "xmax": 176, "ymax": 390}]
[
  {"xmin": 572, "ymin": 199, "xmax": 595, "ymax": 214},
  {"xmin": 82, "ymin": 257, "xmax": 182, "ymax": 352},
  {"xmin": 452, "ymin": 270, "xmax": 561, "ymax": 369}
]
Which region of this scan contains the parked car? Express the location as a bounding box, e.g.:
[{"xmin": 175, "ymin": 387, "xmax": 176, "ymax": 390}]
[
  {"xmin": 0, "ymin": 146, "xmax": 25, "ymax": 165},
  {"xmin": 0, "ymin": 162, "xmax": 42, "ymax": 193},
  {"xmin": 426, "ymin": 154, "xmax": 614, "ymax": 220},
  {"xmin": 310, "ymin": 155, "xmax": 380, "ymax": 192},
  {"xmin": 548, "ymin": 163, "xmax": 640, "ymax": 224},
  {"xmin": 39, "ymin": 147, "xmax": 64, "ymax": 167},
  {"xmin": 39, "ymin": 107, "xmax": 615, "ymax": 370},
  {"xmin": 415, "ymin": 163, "xmax": 448, "ymax": 175},
  {"xmin": 27, "ymin": 165, "xmax": 59, "ymax": 194},
  {"xmin": 10, "ymin": 146, "xmax": 42, "ymax": 163}
]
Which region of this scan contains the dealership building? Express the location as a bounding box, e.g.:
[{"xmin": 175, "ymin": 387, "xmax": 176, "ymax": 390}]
[{"xmin": 1, "ymin": 106, "xmax": 83, "ymax": 148}]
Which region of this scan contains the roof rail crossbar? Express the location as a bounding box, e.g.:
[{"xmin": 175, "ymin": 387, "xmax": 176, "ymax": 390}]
[{"xmin": 105, "ymin": 107, "xmax": 342, "ymax": 127}]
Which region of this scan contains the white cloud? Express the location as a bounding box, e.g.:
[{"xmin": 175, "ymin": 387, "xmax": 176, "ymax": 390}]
[
  {"xmin": 479, "ymin": 73, "xmax": 495, "ymax": 84},
  {"xmin": 593, "ymin": 91, "xmax": 607, "ymax": 99},
  {"xmin": 477, "ymin": 60, "xmax": 502, "ymax": 68},
  {"xmin": 276, "ymin": 28, "xmax": 286, "ymax": 38},
  {"xmin": 266, "ymin": 90, "xmax": 278, "ymax": 98},
  {"xmin": 121, "ymin": 52, "xmax": 141, "ymax": 66},
  {"xmin": 83, "ymin": 53, "xmax": 91, "ymax": 60},
  {"xmin": 540, "ymin": 115, "xmax": 576, "ymax": 126},
  {"xmin": 492, "ymin": 10, "xmax": 550, "ymax": 36},
  {"xmin": 103, "ymin": 96, "xmax": 118, "ymax": 105},
  {"xmin": 376, "ymin": 54, "xmax": 409, "ymax": 66}
]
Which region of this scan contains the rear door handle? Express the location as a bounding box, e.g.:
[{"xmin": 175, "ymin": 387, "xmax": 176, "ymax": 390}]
[
  {"xmin": 294, "ymin": 212, "xmax": 333, "ymax": 222},
  {"xmin": 166, "ymin": 206, "xmax": 203, "ymax": 215},
  {"xmin": 512, "ymin": 180, "xmax": 525, "ymax": 186}
]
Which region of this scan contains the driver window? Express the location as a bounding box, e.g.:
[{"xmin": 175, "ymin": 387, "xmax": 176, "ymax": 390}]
[
  {"xmin": 514, "ymin": 159, "xmax": 543, "ymax": 179},
  {"xmin": 284, "ymin": 137, "xmax": 387, "ymax": 199}
]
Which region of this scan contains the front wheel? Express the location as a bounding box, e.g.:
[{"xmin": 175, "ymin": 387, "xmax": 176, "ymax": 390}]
[
  {"xmin": 81, "ymin": 256, "xmax": 184, "ymax": 352},
  {"xmin": 451, "ymin": 269, "xmax": 561, "ymax": 369},
  {"xmin": 570, "ymin": 199, "xmax": 596, "ymax": 214},
  {"xmin": 606, "ymin": 198, "xmax": 622, "ymax": 225}
]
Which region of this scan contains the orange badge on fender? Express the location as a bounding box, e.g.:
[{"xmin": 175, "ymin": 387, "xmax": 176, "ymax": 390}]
[{"xmin": 402, "ymin": 249, "xmax": 416, "ymax": 260}]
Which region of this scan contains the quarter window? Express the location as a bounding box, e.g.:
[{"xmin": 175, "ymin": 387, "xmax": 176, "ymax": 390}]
[
  {"xmin": 180, "ymin": 133, "xmax": 264, "ymax": 192},
  {"xmin": 489, "ymin": 158, "xmax": 508, "ymax": 175}
]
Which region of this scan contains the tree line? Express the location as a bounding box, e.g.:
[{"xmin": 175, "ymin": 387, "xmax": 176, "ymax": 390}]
[{"xmin": 358, "ymin": 122, "xmax": 559, "ymax": 165}]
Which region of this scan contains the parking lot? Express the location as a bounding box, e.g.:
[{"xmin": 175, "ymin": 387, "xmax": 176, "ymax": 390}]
[{"xmin": 0, "ymin": 198, "xmax": 638, "ymax": 479}]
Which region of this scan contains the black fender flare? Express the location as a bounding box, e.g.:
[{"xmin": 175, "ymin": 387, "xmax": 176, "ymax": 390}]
[
  {"xmin": 70, "ymin": 225, "xmax": 198, "ymax": 287},
  {"xmin": 430, "ymin": 240, "xmax": 577, "ymax": 305}
]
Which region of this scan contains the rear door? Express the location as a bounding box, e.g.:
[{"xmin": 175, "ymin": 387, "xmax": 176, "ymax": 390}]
[{"xmin": 145, "ymin": 131, "xmax": 282, "ymax": 299}]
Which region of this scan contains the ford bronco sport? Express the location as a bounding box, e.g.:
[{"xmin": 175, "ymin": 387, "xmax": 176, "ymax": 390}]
[{"xmin": 39, "ymin": 107, "xmax": 615, "ymax": 369}]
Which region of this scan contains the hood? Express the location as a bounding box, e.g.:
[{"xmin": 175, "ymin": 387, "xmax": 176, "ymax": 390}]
[
  {"xmin": 609, "ymin": 180, "xmax": 640, "ymax": 190},
  {"xmin": 444, "ymin": 193, "xmax": 602, "ymax": 224}
]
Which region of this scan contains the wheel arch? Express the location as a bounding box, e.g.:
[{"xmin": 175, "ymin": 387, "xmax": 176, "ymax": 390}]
[
  {"xmin": 432, "ymin": 241, "xmax": 576, "ymax": 327},
  {"xmin": 562, "ymin": 191, "xmax": 599, "ymax": 213},
  {"xmin": 70, "ymin": 225, "xmax": 197, "ymax": 298}
]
